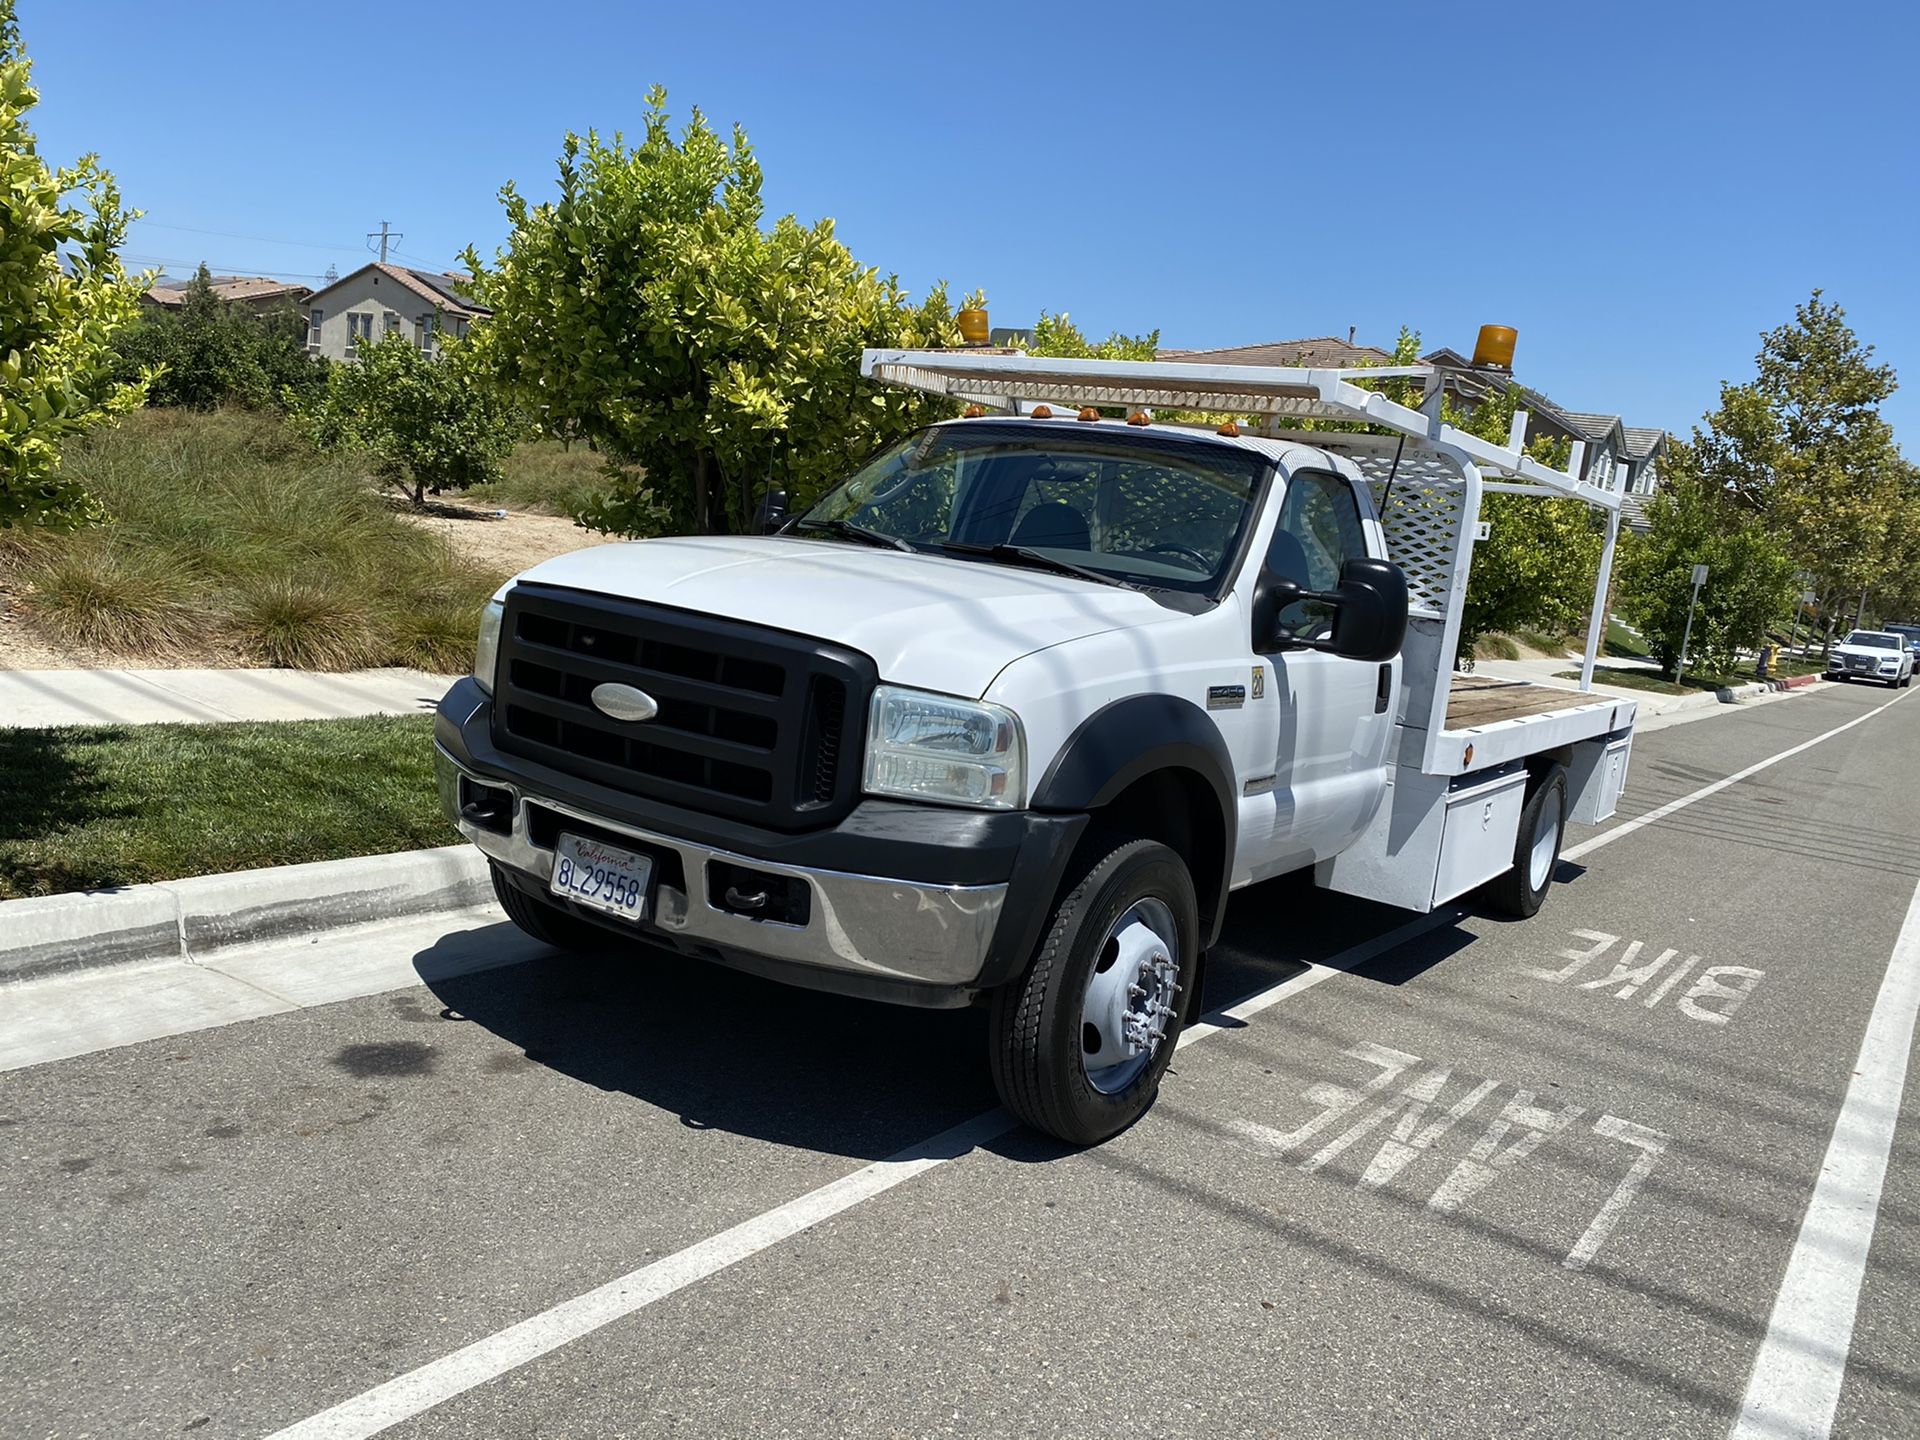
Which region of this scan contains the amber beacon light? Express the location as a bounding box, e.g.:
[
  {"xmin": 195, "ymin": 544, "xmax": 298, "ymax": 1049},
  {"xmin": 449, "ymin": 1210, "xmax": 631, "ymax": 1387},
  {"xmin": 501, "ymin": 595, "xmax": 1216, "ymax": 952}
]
[{"xmin": 1471, "ymin": 324, "xmax": 1518, "ymax": 370}]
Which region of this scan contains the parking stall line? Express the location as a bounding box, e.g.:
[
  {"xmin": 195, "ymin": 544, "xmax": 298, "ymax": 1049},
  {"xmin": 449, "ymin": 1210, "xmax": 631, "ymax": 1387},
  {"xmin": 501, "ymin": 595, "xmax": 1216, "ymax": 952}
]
[
  {"xmin": 1729, "ymin": 874, "xmax": 1920, "ymax": 1440},
  {"xmin": 1564, "ymin": 686, "xmax": 1911, "ymax": 863},
  {"xmin": 250, "ymin": 687, "xmax": 1910, "ymax": 1438}
]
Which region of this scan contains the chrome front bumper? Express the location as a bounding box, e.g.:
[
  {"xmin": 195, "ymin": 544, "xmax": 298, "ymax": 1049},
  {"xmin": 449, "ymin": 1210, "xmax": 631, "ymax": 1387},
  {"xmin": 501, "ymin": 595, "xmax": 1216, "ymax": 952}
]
[{"xmin": 436, "ymin": 746, "xmax": 1008, "ymax": 988}]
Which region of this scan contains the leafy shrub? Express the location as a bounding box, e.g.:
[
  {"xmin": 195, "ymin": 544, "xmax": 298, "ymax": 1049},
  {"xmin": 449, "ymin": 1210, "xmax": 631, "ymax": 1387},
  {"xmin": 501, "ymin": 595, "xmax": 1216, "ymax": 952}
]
[{"xmin": 113, "ymin": 265, "xmax": 327, "ymax": 412}]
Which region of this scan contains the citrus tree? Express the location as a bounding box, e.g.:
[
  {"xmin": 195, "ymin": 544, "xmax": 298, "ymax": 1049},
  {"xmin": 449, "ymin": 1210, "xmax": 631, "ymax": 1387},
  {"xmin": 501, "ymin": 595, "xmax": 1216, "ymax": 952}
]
[
  {"xmin": 0, "ymin": 0, "xmax": 149, "ymax": 528},
  {"xmin": 462, "ymin": 89, "xmax": 962, "ymax": 536},
  {"xmin": 292, "ymin": 331, "xmax": 518, "ymax": 506}
]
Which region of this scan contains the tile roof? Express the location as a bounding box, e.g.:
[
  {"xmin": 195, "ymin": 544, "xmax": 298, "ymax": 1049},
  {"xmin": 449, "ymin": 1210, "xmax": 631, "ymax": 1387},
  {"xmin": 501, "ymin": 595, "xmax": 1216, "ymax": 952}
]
[
  {"xmin": 1158, "ymin": 336, "xmax": 1400, "ymax": 369},
  {"xmin": 1619, "ymin": 490, "xmax": 1653, "ymax": 533},
  {"xmin": 145, "ymin": 275, "xmax": 310, "ymax": 306},
  {"xmin": 1557, "ymin": 411, "xmax": 1626, "ymax": 444},
  {"xmin": 302, "ymin": 262, "xmax": 488, "ymax": 318}
]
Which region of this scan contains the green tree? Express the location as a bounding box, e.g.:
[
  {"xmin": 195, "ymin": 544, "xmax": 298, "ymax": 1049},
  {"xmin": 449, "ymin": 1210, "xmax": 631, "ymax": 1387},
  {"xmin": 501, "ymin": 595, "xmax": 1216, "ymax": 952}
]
[
  {"xmin": 0, "ymin": 0, "xmax": 149, "ymax": 528},
  {"xmin": 1016, "ymin": 310, "xmax": 1160, "ymax": 361},
  {"xmin": 1443, "ymin": 378, "xmax": 1601, "ymax": 656},
  {"xmin": 292, "ymin": 331, "xmax": 518, "ymax": 506},
  {"xmin": 1691, "ymin": 291, "xmax": 1907, "ymax": 639},
  {"xmin": 461, "ymin": 90, "xmax": 962, "ymax": 536},
  {"xmin": 112, "ymin": 264, "xmax": 326, "ymax": 411},
  {"xmin": 1615, "ymin": 447, "xmax": 1798, "ymax": 676}
]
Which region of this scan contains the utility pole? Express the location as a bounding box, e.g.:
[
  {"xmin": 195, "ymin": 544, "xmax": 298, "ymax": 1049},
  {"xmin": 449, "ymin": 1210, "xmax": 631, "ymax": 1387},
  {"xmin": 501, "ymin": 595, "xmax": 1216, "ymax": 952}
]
[{"xmin": 366, "ymin": 220, "xmax": 402, "ymax": 263}]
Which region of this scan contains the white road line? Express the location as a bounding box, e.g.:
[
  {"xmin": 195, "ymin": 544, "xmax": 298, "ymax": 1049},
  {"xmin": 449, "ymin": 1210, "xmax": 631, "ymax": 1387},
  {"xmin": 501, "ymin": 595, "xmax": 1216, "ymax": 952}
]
[
  {"xmin": 264, "ymin": 911, "xmax": 1451, "ymax": 1440},
  {"xmin": 1729, "ymin": 875, "xmax": 1920, "ymax": 1440},
  {"xmin": 1564, "ymin": 687, "xmax": 1911, "ymax": 861}
]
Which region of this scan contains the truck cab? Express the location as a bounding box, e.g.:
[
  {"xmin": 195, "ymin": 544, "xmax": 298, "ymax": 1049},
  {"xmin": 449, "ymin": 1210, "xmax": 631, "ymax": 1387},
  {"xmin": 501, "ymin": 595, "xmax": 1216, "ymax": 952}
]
[{"xmin": 436, "ymin": 352, "xmax": 1638, "ymax": 1145}]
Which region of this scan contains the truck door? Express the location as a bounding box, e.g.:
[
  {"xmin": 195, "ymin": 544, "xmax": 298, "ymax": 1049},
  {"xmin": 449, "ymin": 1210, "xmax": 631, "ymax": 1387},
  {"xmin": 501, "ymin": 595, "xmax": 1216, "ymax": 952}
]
[{"xmin": 1247, "ymin": 467, "xmax": 1396, "ymax": 877}]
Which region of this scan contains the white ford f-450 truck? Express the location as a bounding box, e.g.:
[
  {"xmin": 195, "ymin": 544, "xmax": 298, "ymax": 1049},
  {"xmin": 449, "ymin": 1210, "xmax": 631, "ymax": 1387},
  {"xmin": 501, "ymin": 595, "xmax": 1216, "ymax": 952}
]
[{"xmin": 436, "ymin": 351, "xmax": 1639, "ymax": 1144}]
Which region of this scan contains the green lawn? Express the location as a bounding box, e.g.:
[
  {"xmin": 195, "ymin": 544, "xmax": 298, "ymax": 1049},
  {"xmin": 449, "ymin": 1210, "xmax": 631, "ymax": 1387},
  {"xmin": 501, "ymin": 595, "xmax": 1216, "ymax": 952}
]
[
  {"xmin": 1554, "ymin": 665, "xmax": 1741, "ymax": 696},
  {"xmin": 0, "ymin": 715, "xmax": 456, "ymax": 899}
]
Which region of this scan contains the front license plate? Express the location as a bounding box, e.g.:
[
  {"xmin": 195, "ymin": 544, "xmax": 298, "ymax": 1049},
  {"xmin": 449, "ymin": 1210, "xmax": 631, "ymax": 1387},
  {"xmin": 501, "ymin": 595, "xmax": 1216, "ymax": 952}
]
[{"xmin": 549, "ymin": 832, "xmax": 653, "ymax": 922}]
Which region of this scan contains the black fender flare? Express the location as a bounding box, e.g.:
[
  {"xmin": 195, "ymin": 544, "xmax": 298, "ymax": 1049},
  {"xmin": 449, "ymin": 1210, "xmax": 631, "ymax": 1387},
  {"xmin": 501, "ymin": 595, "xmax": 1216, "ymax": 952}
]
[{"xmin": 1030, "ymin": 693, "xmax": 1238, "ymax": 946}]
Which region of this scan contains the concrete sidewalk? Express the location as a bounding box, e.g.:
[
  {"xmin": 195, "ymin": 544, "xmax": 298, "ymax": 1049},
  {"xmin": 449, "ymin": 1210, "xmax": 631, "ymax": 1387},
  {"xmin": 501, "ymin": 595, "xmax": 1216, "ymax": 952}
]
[
  {"xmin": 0, "ymin": 667, "xmax": 457, "ymax": 728},
  {"xmin": 1467, "ymin": 654, "xmax": 1794, "ymax": 719}
]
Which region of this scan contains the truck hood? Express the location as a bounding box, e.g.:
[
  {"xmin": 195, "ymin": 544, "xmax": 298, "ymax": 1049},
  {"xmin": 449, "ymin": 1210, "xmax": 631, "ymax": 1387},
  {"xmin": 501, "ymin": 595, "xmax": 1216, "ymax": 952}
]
[{"xmin": 511, "ymin": 535, "xmax": 1184, "ymax": 697}]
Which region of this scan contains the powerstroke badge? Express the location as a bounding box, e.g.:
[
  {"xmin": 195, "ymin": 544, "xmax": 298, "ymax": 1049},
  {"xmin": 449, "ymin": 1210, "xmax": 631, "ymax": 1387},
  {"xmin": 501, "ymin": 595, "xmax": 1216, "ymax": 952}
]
[{"xmin": 1207, "ymin": 685, "xmax": 1246, "ymax": 710}]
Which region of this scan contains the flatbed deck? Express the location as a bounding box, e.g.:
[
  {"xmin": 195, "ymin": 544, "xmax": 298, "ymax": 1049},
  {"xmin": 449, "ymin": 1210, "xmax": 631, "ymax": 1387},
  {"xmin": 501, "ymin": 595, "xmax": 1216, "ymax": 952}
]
[{"xmin": 1446, "ymin": 674, "xmax": 1605, "ymax": 729}]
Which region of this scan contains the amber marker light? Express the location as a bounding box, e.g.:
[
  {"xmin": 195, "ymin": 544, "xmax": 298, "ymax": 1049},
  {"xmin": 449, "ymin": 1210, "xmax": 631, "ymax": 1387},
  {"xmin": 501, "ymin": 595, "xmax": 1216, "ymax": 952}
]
[
  {"xmin": 1077, "ymin": 407, "xmax": 1101, "ymax": 422},
  {"xmin": 1471, "ymin": 325, "xmax": 1517, "ymax": 370}
]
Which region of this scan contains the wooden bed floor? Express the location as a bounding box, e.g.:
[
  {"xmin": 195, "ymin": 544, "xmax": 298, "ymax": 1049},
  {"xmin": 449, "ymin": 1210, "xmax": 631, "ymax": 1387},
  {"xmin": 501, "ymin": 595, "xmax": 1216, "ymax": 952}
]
[{"xmin": 1446, "ymin": 673, "xmax": 1606, "ymax": 729}]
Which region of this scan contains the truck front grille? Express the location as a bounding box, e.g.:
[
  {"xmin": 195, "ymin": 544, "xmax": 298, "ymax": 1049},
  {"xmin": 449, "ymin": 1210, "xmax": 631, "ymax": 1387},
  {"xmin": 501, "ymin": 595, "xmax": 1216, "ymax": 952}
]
[{"xmin": 493, "ymin": 584, "xmax": 875, "ymax": 831}]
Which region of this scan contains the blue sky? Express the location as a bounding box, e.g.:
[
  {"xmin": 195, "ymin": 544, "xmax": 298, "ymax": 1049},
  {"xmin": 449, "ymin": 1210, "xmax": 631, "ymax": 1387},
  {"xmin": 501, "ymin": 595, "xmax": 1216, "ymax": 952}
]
[{"xmin": 20, "ymin": 0, "xmax": 1919, "ymax": 447}]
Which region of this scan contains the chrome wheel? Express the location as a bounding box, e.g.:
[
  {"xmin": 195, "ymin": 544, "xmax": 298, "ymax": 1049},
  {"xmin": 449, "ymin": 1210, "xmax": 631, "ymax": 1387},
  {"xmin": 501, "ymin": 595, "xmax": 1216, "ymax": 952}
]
[
  {"xmin": 1080, "ymin": 898, "xmax": 1181, "ymax": 1095},
  {"xmin": 1527, "ymin": 791, "xmax": 1560, "ymax": 892}
]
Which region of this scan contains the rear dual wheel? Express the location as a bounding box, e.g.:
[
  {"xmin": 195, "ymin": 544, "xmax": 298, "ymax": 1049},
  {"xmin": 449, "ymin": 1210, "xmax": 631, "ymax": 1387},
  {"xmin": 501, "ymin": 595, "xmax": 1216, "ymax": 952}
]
[{"xmin": 990, "ymin": 839, "xmax": 1200, "ymax": 1147}]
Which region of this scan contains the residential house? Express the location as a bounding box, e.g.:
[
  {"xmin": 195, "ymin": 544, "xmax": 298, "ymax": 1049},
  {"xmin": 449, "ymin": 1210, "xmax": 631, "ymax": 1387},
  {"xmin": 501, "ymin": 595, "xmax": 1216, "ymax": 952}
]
[
  {"xmin": 300, "ymin": 262, "xmax": 489, "ymax": 362},
  {"xmin": 143, "ymin": 274, "xmax": 312, "ymax": 315},
  {"xmin": 1162, "ymin": 334, "xmax": 1675, "ymax": 531}
]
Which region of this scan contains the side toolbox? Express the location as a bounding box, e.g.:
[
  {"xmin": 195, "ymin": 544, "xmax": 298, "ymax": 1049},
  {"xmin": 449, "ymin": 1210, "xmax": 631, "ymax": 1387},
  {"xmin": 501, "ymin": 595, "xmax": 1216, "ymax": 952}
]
[
  {"xmin": 1315, "ymin": 762, "xmax": 1527, "ymax": 912},
  {"xmin": 1566, "ymin": 729, "xmax": 1633, "ymax": 825}
]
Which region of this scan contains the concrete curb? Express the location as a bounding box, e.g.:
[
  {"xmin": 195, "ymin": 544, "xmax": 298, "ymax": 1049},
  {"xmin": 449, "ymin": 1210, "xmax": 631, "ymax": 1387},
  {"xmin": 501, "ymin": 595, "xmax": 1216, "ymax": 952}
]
[{"xmin": 0, "ymin": 846, "xmax": 491, "ymax": 986}]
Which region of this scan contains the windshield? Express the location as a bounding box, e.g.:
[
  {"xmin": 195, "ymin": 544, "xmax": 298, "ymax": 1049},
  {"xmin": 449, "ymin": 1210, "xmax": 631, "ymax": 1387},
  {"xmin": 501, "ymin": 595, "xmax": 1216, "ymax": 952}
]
[
  {"xmin": 795, "ymin": 422, "xmax": 1272, "ymax": 598},
  {"xmin": 1845, "ymin": 631, "xmax": 1903, "ymax": 650},
  {"xmin": 1885, "ymin": 626, "xmax": 1920, "ymax": 646}
]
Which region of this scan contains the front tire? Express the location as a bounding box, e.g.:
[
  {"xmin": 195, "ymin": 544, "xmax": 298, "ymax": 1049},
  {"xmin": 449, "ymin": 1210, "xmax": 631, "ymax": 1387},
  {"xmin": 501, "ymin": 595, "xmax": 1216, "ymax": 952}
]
[
  {"xmin": 1481, "ymin": 765, "xmax": 1567, "ymax": 919},
  {"xmin": 490, "ymin": 861, "xmax": 614, "ymax": 952},
  {"xmin": 989, "ymin": 839, "xmax": 1201, "ymax": 1146}
]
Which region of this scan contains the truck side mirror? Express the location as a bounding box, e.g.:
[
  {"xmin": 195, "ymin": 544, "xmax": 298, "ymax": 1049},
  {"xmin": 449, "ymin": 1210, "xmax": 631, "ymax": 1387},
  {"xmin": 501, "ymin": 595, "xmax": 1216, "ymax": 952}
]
[
  {"xmin": 1257, "ymin": 558, "xmax": 1409, "ymax": 662},
  {"xmin": 754, "ymin": 488, "xmax": 790, "ymax": 534}
]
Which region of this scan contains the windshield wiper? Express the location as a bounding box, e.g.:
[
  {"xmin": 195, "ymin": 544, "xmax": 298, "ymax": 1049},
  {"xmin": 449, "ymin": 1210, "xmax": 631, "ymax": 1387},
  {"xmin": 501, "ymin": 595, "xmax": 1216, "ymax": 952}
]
[
  {"xmin": 936, "ymin": 539, "xmax": 1146, "ymax": 591},
  {"xmin": 792, "ymin": 517, "xmax": 916, "ymax": 552}
]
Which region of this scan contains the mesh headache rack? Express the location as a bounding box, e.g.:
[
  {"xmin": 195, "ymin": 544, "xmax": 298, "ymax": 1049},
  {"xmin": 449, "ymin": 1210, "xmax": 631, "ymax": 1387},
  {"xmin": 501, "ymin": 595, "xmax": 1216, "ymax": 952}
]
[{"xmin": 861, "ymin": 348, "xmax": 1633, "ymax": 776}]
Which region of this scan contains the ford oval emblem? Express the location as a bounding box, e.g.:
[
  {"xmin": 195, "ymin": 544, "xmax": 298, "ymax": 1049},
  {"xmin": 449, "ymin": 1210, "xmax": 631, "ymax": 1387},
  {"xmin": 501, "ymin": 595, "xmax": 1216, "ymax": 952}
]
[{"xmin": 590, "ymin": 683, "xmax": 659, "ymax": 722}]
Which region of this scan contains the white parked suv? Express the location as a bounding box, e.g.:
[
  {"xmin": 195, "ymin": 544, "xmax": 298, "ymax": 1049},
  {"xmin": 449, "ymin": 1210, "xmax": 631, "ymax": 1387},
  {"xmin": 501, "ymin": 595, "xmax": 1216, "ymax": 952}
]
[
  {"xmin": 436, "ymin": 352, "xmax": 1639, "ymax": 1144},
  {"xmin": 1825, "ymin": 629, "xmax": 1916, "ymax": 687}
]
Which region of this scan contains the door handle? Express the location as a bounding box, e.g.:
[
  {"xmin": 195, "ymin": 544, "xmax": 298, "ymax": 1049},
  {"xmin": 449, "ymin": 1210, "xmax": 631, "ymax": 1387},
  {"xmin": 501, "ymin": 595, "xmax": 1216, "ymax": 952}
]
[{"xmin": 1376, "ymin": 664, "xmax": 1393, "ymax": 714}]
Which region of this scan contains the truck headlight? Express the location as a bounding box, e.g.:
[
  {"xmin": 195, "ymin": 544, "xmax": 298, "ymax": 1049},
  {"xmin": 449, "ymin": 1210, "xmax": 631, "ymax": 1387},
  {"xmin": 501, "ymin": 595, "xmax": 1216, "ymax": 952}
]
[
  {"xmin": 863, "ymin": 685, "xmax": 1025, "ymax": 809},
  {"xmin": 474, "ymin": 598, "xmax": 505, "ymax": 695}
]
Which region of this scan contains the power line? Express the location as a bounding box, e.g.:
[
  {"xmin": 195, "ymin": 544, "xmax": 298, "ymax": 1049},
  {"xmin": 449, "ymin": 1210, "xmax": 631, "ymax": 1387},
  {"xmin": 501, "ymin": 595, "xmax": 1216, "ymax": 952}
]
[
  {"xmin": 133, "ymin": 220, "xmax": 363, "ymax": 253},
  {"xmin": 121, "ymin": 253, "xmax": 339, "ymax": 281}
]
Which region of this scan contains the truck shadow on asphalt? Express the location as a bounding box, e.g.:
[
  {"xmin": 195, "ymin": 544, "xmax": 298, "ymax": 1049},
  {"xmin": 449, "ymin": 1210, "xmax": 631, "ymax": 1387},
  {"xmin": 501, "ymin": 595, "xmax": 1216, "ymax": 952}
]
[{"xmin": 411, "ymin": 871, "xmax": 1482, "ymax": 1163}]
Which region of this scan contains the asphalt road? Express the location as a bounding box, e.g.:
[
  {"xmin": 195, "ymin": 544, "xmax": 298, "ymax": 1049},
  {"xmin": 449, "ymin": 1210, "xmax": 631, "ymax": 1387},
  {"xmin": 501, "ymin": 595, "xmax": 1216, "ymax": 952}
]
[{"xmin": 4, "ymin": 680, "xmax": 1918, "ymax": 1439}]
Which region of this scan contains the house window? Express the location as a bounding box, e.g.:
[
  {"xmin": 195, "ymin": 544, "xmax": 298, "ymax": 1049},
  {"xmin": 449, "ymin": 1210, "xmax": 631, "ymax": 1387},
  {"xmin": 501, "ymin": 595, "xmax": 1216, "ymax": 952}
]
[
  {"xmin": 417, "ymin": 313, "xmax": 437, "ymax": 354},
  {"xmin": 346, "ymin": 312, "xmax": 373, "ymax": 356},
  {"xmin": 308, "ymin": 307, "xmax": 323, "ymax": 350},
  {"xmin": 383, "ymin": 311, "xmax": 400, "ymax": 336}
]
